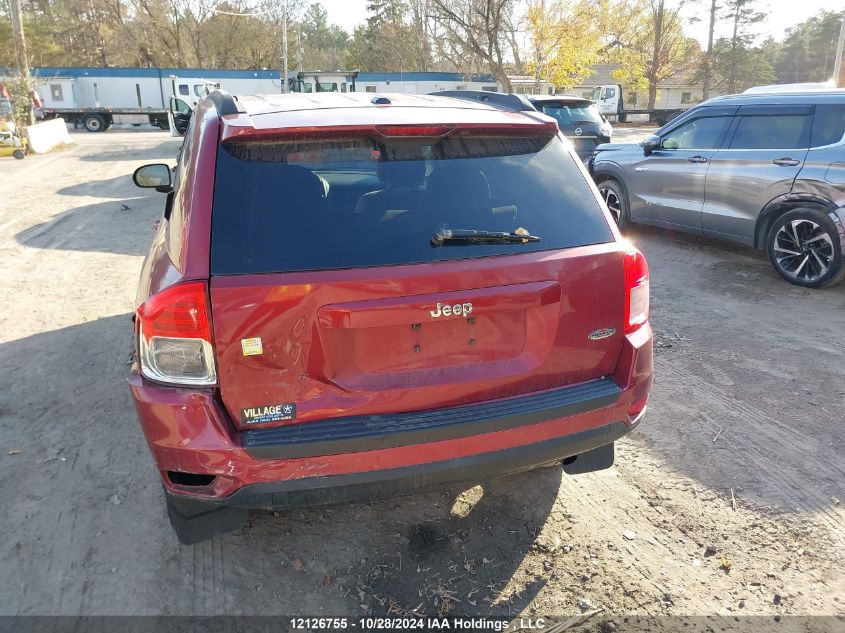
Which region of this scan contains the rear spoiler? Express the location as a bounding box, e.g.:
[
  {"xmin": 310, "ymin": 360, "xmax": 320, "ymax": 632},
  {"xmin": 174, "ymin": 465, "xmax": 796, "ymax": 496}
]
[{"xmin": 431, "ymin": 91, "xmax": 537, "ymax": 113}]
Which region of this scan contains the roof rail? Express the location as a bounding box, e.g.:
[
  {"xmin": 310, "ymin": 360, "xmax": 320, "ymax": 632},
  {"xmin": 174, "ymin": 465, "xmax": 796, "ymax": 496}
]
[
  {"xmin": 430, "ymin": 90, "xmax": 537, "ymax": 112},
  {"xmin": 208, "ymin": 90, "xmax": 241, "ymax": 116}
]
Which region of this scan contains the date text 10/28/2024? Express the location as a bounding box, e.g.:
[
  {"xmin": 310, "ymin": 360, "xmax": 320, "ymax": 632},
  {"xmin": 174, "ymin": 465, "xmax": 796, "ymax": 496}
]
[{"xmin": 289, "ymin": 617, "xmax": 547, "ymax": 631}]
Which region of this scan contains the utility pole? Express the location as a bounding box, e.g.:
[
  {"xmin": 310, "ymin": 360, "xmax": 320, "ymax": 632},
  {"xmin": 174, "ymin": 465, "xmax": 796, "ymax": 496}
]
[
  {"xmin": 282, "ymin": 11, "xmax": 289, "ymax": 93},
  {"xmin": 7, "ymin": 0, "xmax": 33, "ymax": 124},
  {"xmin": 7, "ymin": 0, "xmax": 29, "ymax": 79},
  {"xmin": 702, "ymin": 0, "xmax": 717, "ymax": 101},
  {"xmin": 834, "ymin": 9, "xmax": 845, "ymax": 88}
]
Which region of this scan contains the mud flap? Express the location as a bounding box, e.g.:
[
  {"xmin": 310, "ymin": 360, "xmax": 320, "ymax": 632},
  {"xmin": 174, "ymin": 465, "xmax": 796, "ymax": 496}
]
[
  {"xmin": 562, "ymin": 442, "xmax": 614, "ymax": 475},
  {"xmin": 165, "ymin": 492, "xmax": 249, "ymax": 545}
]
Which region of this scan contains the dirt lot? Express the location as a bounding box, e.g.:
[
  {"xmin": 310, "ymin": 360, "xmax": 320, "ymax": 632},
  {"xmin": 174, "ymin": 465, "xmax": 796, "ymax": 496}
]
[{"xmin": 0, "ymin": 129, "xmax": 843, "ymax": 627}]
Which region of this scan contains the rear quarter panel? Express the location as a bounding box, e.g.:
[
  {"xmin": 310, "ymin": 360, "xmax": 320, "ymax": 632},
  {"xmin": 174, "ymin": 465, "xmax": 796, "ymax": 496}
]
[{"xmin": 791, "ymin": 144, "xmax": 845, "ymax": 209}]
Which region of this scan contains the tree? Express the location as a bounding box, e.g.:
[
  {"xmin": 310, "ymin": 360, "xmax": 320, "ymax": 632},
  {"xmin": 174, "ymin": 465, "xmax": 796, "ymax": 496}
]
[
  {"xmin": 300, "ymin": 3, "xmax": 349, "ymax": 70},
  {"xmin": 430, "ymin": 0, "xmax": 518, "ymax": 91},
  {"xmin": 347, "ymin": 0, "xmax": 430, "ymax": 71},
  {"xmin": 525, "ymin": 0, "xmax": 606, "ymax": 91},
  {"xmin": 687, "ymin": 0, "xmax": 723, "ymax": 99},
  {"xmin": 707, "ymin": 37, "xmax": 773, "ymax": 92},
  {"xmin": 720, "ymin": 0, "xmax": 767, "ymax": 93},
  {"xmin": 770, "ymin": 10, "xmax": 844, "ymax": 83},
  {"xmin": 610, "ymin": 0, "xmax": 700, "ymax": 110}
]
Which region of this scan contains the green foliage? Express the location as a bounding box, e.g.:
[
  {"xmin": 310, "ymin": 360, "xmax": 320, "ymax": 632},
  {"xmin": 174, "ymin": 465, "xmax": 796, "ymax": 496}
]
[
  {"xmin": 708, "ymin": 38, "xmax": 774, "ymax": 92},
  {"xmin": 769, "ymin": 10, "xmax": 844, "ymax": 83},
  {"xmin": 347, "ymin": 0, "xmax": 431, "ymax": 71},
  {"xmin": 525, "ymin": 0, "xmax": 606, "ymax": 89},
  {"xmin": 5, "ymin": 76, "xmax": 35, "ymax": 128},
  {"xmin": 606, "ymin": 0, "xmax": 701, "ymax": 109}
]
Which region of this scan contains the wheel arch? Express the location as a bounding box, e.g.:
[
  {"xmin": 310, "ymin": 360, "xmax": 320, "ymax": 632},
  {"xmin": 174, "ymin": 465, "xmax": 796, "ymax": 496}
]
[{"xmin": 754, "ymin": 193, "xmax": 838, "ymax": 250}]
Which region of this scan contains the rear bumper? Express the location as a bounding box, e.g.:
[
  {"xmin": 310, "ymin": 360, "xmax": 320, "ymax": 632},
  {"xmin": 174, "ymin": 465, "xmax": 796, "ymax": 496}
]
[
  {"xmin": 169, "ymin": 420, "xmax": 635, "ymax": 513},
  {"xmin": 128, "ymin": 324, "xmax": 652, "ymax": 505},
  {"xmin": 244, "ymin": 378, "xmax": 622, "ymax": 459}
]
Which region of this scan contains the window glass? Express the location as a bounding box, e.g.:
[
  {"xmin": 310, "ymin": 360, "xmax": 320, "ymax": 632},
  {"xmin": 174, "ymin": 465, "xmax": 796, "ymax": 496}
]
[
  {"xmin": 50, "ymin": 84, "xmax": 63, "ymax": 101},
  {"xmin": 211, "ymin": 135, "xmax": 613, "ymax": 275},
  {"xmin": 170, "ymin": 97, "xmax": 191, "ymax": 114},
  {"xmin": 661, "ymin": 116, "xmax": 731, "ymax": 150},
  {"xmin": 365, "ymin": 85, "xmax": 377, "ymax": 93},
  {"xmin": 316, "ymin": 82, "xmax": 338, "ymax": 92},
  {"xmin": 810, "ymin": 105, "xmax": 845, "ymax": 147},
  {"xmin": 729, "ymin": 115, "xmax": 811, "ymax": 150},
  {"xmin": 178, "ymin": 84, "xmax": 190, "ymax": 96},
  {"xmin": 193, "ymin": 84, "xmax": 205, "ymax": 97},
  {"xmin": 536, "ymin": 102, "xmax": 603, "ymax": 126}
]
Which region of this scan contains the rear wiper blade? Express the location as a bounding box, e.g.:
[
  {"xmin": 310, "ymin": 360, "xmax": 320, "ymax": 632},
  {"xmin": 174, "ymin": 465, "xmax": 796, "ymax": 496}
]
[{"xmin": 431, "ymin": 228, "xmax": 541, "ymax": 247}]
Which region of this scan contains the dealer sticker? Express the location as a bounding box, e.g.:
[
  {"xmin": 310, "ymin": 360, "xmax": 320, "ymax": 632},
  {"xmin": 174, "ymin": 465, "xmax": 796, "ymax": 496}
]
[
  {"xmin": 241, "ymin": 337, "xmax": 263, "ymax": 356},
  {"xmin": 240, "ymin": 403, "xmax": 296, "ymax": 425}
]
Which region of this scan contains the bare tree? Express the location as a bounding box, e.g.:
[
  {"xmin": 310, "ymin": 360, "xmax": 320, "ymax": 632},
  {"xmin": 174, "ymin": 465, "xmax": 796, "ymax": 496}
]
[{"xmin": 430, "ymin": 0, "xmax": 517, "ymax": 91}]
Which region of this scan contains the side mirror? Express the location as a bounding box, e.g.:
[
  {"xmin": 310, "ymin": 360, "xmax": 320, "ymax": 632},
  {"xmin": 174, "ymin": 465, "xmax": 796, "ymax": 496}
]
[
  {"xmin": 640, "ymin": 134, "xmax": 661, "ymax": 156},
  {"xmin": 133, "ymin": 163, "xmax": 172, "ymax": 191}
]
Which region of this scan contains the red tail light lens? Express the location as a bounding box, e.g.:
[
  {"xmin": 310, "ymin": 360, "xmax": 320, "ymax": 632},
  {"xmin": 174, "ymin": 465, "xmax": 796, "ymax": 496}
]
[
  {"xmin": 136, "ymin": 282, "xmax": 216, "ymax": 386},
  {"xmin": 623, "ymin": 249, "xmax": 649, "ymax": 334},
  {"xmin": 375, "ymin": 125, "xmax": 454, "ymax": 137}
]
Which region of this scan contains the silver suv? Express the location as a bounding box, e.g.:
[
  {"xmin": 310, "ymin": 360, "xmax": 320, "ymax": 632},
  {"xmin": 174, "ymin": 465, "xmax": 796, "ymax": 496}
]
[{"xmin": 590, "ymin": 92, "xmax": 845, "ymax": 288}]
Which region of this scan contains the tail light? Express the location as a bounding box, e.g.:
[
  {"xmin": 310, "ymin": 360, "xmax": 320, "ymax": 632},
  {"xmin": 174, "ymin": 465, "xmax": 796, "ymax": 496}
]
[
  {"xmin": 136, "ymin": 282, "xmax": 217, "ymax": 386},
  {"xmin": 623, "ymin": 249, "xmax": 649, "ymax": 334}
]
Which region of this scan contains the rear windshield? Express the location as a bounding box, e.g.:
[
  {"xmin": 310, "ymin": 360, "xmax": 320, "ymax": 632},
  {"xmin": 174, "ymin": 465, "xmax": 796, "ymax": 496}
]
[
  {"xmin": 210, "ymin": 133, "xmax": 613, "ymax": 275},
  {"xmin": 534, "ymin": 102, "xmax": 603, "ymax": 126}
]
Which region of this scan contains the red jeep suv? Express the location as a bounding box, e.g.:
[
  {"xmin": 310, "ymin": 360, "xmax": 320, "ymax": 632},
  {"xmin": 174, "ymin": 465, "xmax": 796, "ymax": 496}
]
[{"xmin": 129, "ymin": 91, "xmax": 653, "ymax": 544}]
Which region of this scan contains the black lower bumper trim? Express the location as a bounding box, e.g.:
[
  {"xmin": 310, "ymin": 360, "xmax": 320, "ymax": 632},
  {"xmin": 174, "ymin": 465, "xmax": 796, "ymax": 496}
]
[
  {"xmin": 244, "ymin": 378, "xmax": 622, "ymax": 459},
  {"xmin": 217, "ymin": 420, "xmax": 631, "ymax": 511}
]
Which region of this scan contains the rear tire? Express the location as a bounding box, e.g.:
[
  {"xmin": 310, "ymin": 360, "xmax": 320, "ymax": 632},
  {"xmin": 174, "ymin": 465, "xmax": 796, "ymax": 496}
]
[
  {"xmin": 82, "ymin": 114, "xmax": 106, "ymax": 133},
  {"xmin": 766, "ymin": 208, "xmax": 844, "ymax": 288},
  {"xmin": 12, "ymin": 150, "xmax": 25, "ymax": 160},
  {"xmin": 596, "ymin": 178, "xmax": 630, "ymax": 229}
]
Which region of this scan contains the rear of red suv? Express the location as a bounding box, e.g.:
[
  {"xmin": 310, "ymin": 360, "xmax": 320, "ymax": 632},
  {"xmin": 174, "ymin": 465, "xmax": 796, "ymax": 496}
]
[{"xmin": 129, "ymin": 92, "xmax": 652, "ymax": 544}]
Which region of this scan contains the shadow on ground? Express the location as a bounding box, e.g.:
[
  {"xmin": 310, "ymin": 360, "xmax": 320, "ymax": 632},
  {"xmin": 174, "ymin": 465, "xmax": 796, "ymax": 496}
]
[
  {"xmin": 58, "ymin": 175, "xmax": 141, "ymax": 198},
  {"xmin": 623, "ymin": 224, "xmax": 845, "ymax": 521},
  {"xmin": 78, "ymin": 140, "xmax": 181, "ymax": 163},
  {"xmin": 0, "ymin": 313, "xmax": 560, "ymax": 615},
  {"xmin": 16, "ymin": 195, "xmax": 159, "ymax": 257}
]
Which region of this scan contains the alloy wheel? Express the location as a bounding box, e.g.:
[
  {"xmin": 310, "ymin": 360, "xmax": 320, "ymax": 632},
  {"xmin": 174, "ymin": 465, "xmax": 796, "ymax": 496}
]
[
  {"xmin": 599, "ymin": 186, "xmax": 622, "ymax": 224},
  {"xmin": 772, "ymin": 219, "xmax": 835, "ymax": 283}
]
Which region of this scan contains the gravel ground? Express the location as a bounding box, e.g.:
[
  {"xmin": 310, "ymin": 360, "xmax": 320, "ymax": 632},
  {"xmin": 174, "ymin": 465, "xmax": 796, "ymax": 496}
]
[{"xmin": 0, "ymin": 129, "xmax": 842, "ymax": 627}]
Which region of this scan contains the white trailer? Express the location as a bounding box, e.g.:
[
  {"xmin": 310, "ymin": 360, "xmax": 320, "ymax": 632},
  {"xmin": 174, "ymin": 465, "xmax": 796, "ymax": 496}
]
[
  {"xmin": 25, "ymin": 67, "xmax": 503, "ymax": 131},
  {"xmin": 354, "ymin": 72, "xmax": 500, "ymax": 95},
  {"xmin": 32, "ymin": 67, "xmax": 280, "ymax": 132}
]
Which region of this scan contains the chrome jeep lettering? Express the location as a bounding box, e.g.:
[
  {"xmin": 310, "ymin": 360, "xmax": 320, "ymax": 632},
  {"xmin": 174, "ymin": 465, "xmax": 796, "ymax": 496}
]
[{"xmin": 430, "ymin": 302, "xmax": 474, "ymax": 318}]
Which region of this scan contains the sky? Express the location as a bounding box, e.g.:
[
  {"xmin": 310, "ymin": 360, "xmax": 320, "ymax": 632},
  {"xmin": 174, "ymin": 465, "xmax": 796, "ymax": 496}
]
[{"xmin": 315, "ymin": 0, "xmax": 845, "ymax": 48}]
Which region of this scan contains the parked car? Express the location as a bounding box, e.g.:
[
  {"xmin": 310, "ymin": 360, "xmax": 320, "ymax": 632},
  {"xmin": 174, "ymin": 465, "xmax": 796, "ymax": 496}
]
[
  {"xmin": 130, "ymin": 91, "xmax": 653, "ymax": 543},
  {"xmin": 433, "ymin": 91, "xmax": 612, "ymax": 160},
  {"xmin": 590, "ymin": 91, "xmax": 845, "ymax": 288},
  {"xmin": 524, "ymin": 95, "xmax": 613, "ymax": 159}
]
